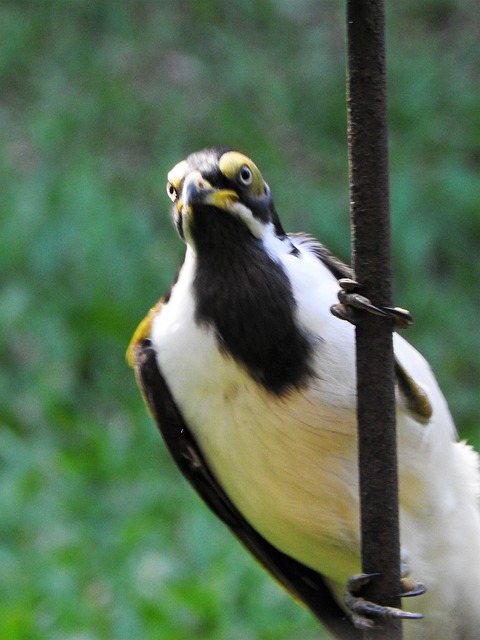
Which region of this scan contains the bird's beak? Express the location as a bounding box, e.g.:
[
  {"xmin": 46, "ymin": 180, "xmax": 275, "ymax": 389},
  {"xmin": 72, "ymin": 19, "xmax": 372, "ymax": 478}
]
[{"xmin": 180, "ymin": 171, "xmax": 239, "ymax": 217}]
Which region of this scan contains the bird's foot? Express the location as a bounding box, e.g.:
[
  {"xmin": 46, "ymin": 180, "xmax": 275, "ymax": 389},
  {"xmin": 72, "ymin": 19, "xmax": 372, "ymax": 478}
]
[
  {"xmin": 345, "ymin": 573, "xmax": 425, "ymax": 631},
  {"xmin": 331, "ymin": 278, "xmax": 413, "ymax": 329}
]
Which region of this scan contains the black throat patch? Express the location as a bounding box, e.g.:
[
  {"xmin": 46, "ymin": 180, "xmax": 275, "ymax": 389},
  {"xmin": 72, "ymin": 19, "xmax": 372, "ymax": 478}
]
[{"xmin": 191, "ymin": 207, "xmax": 313, "ymax": 395}]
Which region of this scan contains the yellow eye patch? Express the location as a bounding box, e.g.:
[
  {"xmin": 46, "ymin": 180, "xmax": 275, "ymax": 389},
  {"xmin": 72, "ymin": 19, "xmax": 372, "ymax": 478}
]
[
  {"xmin": 219, "ymin": 151, "xmax": 265, "ymax": 197},
  {"xmin": 167, "ymin": 160, "xmax": 188, "ymax": 192}
]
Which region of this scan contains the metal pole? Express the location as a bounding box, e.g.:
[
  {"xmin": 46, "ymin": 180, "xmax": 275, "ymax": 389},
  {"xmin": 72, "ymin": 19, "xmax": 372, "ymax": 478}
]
[{"xmin": 346, "ymin": 1, "xmax": 402, "ymax": 639}]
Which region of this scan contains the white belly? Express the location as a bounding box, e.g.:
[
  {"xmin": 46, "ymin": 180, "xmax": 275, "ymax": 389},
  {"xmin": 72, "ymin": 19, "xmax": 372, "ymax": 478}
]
[
  {"xmin": 151, "ymin": 250, "xmax": 480, "ymax": 638},
  {"xmin": 152, "ymin": 251, "xmax": 362, "ymax": 580}
]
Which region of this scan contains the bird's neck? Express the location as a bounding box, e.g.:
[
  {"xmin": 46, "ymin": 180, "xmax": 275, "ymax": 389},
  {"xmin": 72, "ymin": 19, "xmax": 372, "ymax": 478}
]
[{"xmin": 190, "ymin": 222, "xmax": 313, "ymax": 395}]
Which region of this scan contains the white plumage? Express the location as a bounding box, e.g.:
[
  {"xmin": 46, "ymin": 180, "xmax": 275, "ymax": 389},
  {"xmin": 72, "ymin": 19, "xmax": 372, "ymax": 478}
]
[
  {"xmin": 132, "ymin": 148, "xmax": 480, "ymax": 639},
  {"xmin": 151, "ymin": 230, "xmax": 480, "ymax": 639}
]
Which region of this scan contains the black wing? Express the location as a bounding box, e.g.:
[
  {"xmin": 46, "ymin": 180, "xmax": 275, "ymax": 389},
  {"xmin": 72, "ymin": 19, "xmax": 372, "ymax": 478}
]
[{"xmin": 132, "ymin": 338, "xmax": 361, "ymax": 640}]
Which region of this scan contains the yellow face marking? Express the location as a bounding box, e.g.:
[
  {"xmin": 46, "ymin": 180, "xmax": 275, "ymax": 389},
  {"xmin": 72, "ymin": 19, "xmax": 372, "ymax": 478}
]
[
  {"xmin": 167, "ymin": 160, "xmax": 188, "ymax": 192},
  {"xmin": 203, "ymin": 189, "xmax": 239, "ymax": 211},
  {"xmin": 180, "ymin": 170, "xmax": 240, "ymax": 215},
  {"xmin": 219, "ymin": 151, "xmax": 265, "ymax": 197}
]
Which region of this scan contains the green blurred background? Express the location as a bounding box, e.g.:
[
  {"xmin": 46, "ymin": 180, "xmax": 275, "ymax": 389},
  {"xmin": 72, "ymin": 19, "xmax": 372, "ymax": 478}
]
[{"xmin": 1, "ymin": 2, "xmax": 478, "ymax": 639}]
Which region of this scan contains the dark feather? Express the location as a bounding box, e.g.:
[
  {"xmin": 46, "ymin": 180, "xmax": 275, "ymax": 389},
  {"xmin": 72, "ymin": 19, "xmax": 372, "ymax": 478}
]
[
  {"xmin": 191, "ymin": 211, "xmax": 314, "ymax": 395},
  {"xmin": 133, "ymin": 337, "xmax": 361, "ymax": 640},
  {"xmin": 288, "ymin": 233, "xmax": 353, "ymax": 280},
  {"xmin": 293, "ymin": 233, "xmax": 432, "ymax": 424}
]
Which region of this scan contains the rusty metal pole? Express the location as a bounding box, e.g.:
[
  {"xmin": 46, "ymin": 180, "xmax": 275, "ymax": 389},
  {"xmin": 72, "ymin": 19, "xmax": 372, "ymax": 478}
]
[{"xmin": 346, "ymin": 1, "xmax": 403, "ymax": 639}]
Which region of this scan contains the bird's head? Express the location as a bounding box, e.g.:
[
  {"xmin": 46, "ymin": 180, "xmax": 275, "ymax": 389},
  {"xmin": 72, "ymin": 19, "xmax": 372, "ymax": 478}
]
[{"xmin": 166, "ymin": 147, "xmax": 285, "ymax": 250}]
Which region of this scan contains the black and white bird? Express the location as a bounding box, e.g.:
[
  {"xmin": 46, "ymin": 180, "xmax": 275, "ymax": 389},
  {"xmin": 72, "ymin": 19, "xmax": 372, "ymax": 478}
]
[{"xmin": 128, "ymin": 147, "xmax": 480, "ymax": 639}]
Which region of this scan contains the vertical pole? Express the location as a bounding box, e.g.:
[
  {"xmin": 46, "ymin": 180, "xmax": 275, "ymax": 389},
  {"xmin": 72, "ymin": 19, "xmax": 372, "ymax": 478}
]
[{"xmin": 346, "ymin": 2, "xmax": 403, "ymax": 639}]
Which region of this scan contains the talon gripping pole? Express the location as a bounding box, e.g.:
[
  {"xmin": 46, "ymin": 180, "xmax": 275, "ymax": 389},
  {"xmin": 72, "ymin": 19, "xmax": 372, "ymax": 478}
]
[{"xmin": 346, "ymin": 2, "xmax": 403, "ymax": 639}]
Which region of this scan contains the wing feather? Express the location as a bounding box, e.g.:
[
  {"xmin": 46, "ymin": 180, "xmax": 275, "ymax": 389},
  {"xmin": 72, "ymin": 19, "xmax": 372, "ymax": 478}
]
[
  {"xmin": 292, "ymin": 233, "xmax": 434, "ymax": 424},
  {"xmin": 132, "ymin": 336, "xmax": 361, "ymax": 640}
]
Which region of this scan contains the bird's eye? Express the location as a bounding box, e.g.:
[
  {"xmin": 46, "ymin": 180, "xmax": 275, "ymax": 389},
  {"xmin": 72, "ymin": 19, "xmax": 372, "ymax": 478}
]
[
  {"xmin": 238, "ymin": 164, "xmax": 253, "ymax": 187},
  {"xmin": 166, "ymin": 182, "xmax": 178, "ymax": 202}
]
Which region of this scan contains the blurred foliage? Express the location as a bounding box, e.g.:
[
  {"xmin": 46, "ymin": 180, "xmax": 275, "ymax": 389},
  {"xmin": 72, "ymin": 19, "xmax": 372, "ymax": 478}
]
[{"xmin": 0, "ymin": 1, "xmax": 478, "ymax": 638}]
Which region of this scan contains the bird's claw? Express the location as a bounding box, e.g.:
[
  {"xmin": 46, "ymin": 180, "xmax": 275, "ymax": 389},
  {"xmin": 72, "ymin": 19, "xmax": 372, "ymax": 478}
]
[
  {"xmin": 345, "ymin": 573, "xmax": 424, "ymax": 631},
  {"xmin": 331, "ymin": 278, "xmax": 413, "ymax": 329},
  {"xmin": 398, "ymin": 577, "xmax": 427, "ymax": 599}
]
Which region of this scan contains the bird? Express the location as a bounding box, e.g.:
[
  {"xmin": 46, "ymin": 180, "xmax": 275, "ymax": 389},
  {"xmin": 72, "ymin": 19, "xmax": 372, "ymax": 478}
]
[{"xmin": 128, "ymin": 146, "xmax": 480, "ymax": 639}]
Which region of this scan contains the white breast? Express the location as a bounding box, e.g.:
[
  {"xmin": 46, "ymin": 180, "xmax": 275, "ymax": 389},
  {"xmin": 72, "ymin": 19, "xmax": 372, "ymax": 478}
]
[{"xmin": 151, "ymin": 242, "xmax": 480, "ymax": 638}]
